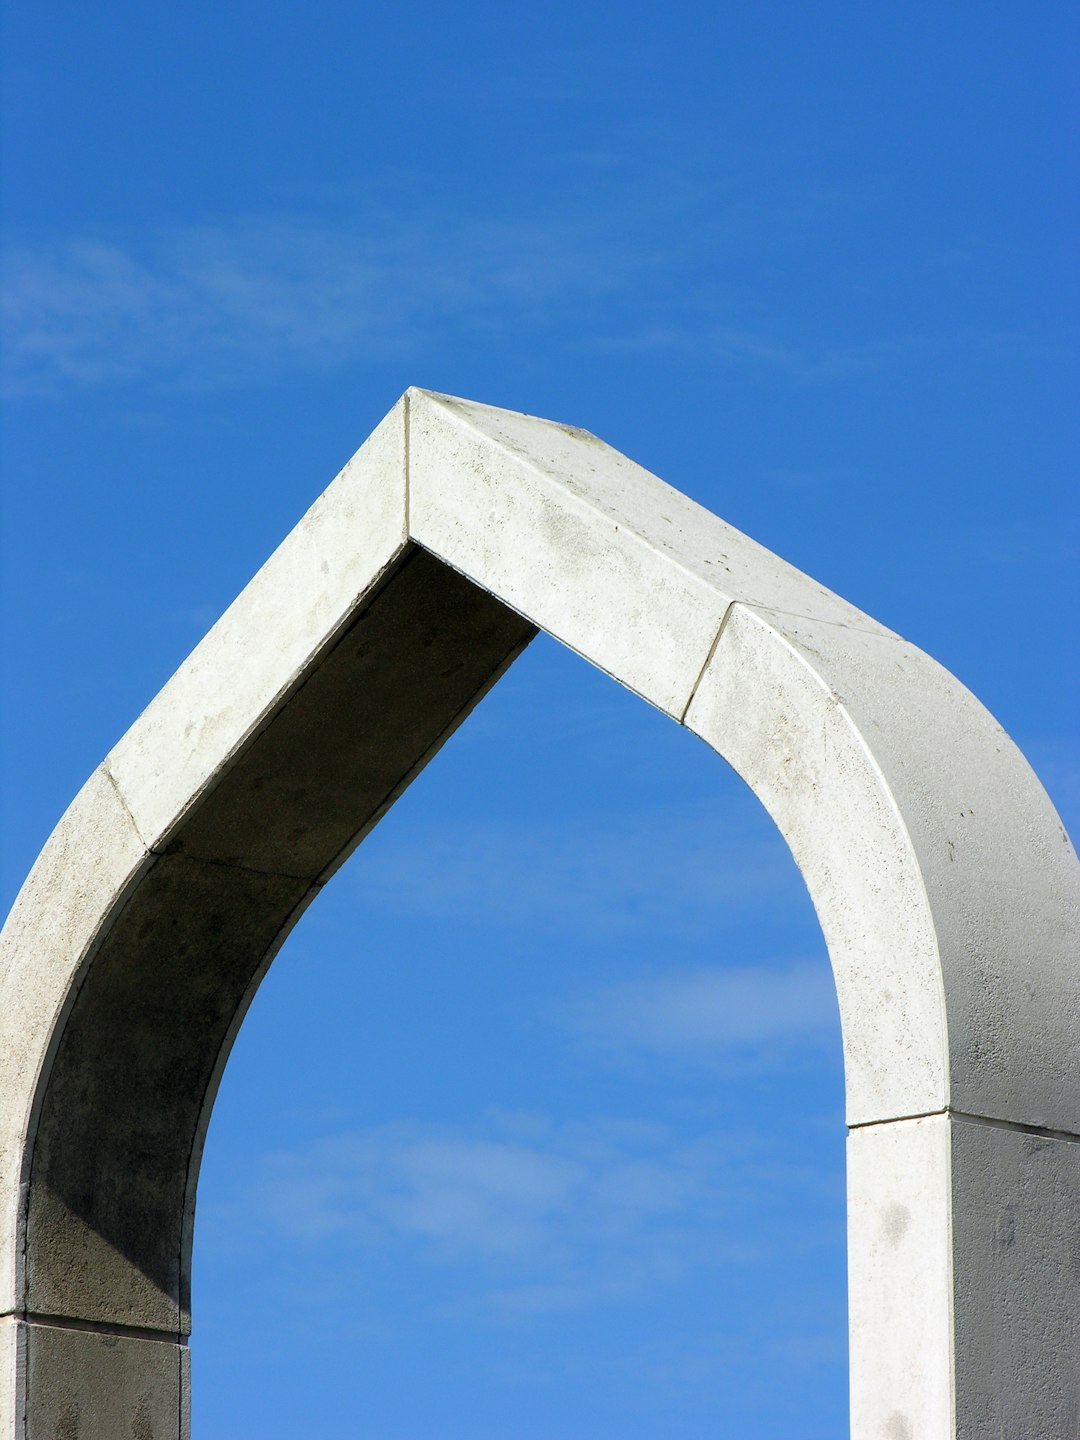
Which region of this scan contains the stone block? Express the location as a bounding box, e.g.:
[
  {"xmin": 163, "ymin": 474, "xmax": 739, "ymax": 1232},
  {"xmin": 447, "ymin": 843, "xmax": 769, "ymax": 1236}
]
[
  {"xmin": 951, "ymin": 1118, "xmax": 1080, "ymax": 1439},
  {"xmin": 849, "ymin": 1114, "xmax": 1080, "ymax": 1439},
  {"xmin": 23, "ymin": 1323, "xmax": 185, "ymax": 1440},
  {"xmin": 0, "ymin": 1316, "xmax": 25, "ymax": 1439},
  {"xmin": 409, "ymin": 389, "xmax": 730, "ymax": 717},
  {"xmin": 847, "ymin": 1116, "xmax": 954, "ymax": 1438}
]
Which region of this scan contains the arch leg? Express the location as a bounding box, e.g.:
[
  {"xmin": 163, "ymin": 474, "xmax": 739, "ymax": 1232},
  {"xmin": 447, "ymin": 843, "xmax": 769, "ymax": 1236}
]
[{"xmin": 849, "ymin": 1114, "xmax": 1080, "ymax": 1438}]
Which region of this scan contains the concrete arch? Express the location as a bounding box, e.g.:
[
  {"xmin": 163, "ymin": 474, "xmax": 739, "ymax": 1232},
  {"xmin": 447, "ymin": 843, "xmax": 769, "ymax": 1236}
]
[{"xmin": 1, "ymin": 389, "xmax": 1077, "ymax": 1437}]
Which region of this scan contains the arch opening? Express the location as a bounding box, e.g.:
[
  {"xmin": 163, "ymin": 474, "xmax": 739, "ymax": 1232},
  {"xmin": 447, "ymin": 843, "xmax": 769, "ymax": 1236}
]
[{"xmin": 192, "ymin": 630, "xmax": 848, "ymax": 1435}]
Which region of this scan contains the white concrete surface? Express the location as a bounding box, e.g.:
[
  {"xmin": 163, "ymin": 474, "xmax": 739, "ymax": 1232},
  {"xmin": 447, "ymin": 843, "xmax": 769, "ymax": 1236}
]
[
  {"xmin": 684, "ymin": 604, "xmax": 949, "ymax": 1125},
  {"xmin": 848, "ymin": 1115, "xmax": 955, "ymax": 1438},
  {"xmin": 407, "ymin": 388, "xmax": 891, "ymax": 718},
  {"xmin": 1, "ymin": 388, "xmax": 1076, "ymax": 1437},
  {"xmin": 0, "ymin": 1319, "xmax": 23, "ymax": 1440}
]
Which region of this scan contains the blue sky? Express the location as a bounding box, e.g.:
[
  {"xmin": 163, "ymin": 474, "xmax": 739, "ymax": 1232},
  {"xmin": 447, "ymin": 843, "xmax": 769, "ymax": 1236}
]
[{"xmin": 1, "ymin": 3, "xmax": 1077, "ymax": 1436}]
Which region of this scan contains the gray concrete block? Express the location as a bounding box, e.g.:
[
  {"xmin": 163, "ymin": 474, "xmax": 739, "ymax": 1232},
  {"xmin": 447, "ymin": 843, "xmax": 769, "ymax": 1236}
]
[
  {"xmin": 23, "ymin": 1323, "xmax": 184, "ymax": 1440},
  {"xmin": 849, "ymin": 1115, "xmax": 1080, "ymax": 1439},
  {"xmin": 951, "ymin": 1118, "xmax": 1080, "ymax": 1439}
]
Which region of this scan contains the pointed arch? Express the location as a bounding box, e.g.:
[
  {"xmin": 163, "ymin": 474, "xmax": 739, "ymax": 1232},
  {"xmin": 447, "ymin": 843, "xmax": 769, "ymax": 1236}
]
[{"xmin": 1, "ymin": 390, "xmax": 1077, "ymax": 1436}]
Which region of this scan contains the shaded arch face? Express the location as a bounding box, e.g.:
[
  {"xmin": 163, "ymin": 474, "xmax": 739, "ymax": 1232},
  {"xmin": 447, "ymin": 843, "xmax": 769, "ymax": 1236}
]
[
  {"xmin": 1, "ymin": 390, "xmax": 1077, "ymax": 1437},
  {"xmin": 26, "ymin": 549, "xmax": 535, "ymax": 1334}
]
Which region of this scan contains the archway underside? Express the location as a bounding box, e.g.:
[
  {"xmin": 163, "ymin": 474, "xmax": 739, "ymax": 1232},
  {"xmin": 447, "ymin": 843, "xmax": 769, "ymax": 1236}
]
[
  {"xmin": 29, "ymin": 547, "xmax": 534, "ymax": 1332},
  {"xmin": 2, "ymin": 390, "xmax": 1076, "ymax": 1438}
]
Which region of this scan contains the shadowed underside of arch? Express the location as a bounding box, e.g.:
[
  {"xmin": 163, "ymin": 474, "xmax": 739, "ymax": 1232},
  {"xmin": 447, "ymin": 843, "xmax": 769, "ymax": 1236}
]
[{"xmin": 1, "ymin": 390, "xmax": 1077, "ymax": 1438}]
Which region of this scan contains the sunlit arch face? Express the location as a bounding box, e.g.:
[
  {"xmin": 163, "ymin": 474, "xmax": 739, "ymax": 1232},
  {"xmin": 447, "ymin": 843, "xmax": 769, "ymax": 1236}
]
[{"xmin": 1, "ymin": 390, "xmax": 1077, "ymax": 1438}]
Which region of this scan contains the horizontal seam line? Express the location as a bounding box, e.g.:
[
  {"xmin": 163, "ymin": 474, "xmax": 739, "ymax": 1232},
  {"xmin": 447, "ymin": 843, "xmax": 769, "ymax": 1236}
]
[
  {"xmin": 5, "ymin": 1311, "xmax": 187, "ymax": 1344},
  {"xmin": 848, "ymin": 1108, "xmax": 1079, "ymax": 1144}
]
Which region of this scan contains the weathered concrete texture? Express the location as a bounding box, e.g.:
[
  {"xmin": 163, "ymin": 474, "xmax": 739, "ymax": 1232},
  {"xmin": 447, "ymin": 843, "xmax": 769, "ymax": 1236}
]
[
  {"xmin": 849, "ymin": 1115, "xmax": 1080, "ymax": 1438},
  {"xmin": 2, "ymin": 389, "xmax": 1076, "ymax": 1437},
  {"xmin": 23, "ymin": 1323, "xmax": 185, "ymax": 1440},
  {"xmin": 848, "ymin": 1115, "xmax": 958, "ymax": 1437},
  {"xmin": 951, "ymin": 1119, "xmax": 1080, "ymax": 1439},
  {"xmin": 684, "ymin": 606, "xmax": 948, "ymax": 1126}
]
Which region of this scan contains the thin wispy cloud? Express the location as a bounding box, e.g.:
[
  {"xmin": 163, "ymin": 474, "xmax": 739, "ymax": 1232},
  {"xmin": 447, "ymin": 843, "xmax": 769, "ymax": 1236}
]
[
  {"xmin": 565, "ymin": 960, "xmax": 838, "ymax": 1063},
  {"xmin": 2, "ymin": 172, "xmax": 972, "ymax": 398},
  {"xmin": 350, "ymin": 802, "xmax": 807, "ymax": 937},
  {"xmin": 575, "ymin": 323, "xmax": 944, "ymax": 386},
  {"xmin": 557, "ymin": 1313, "xmax": 846, "ymax": 1402},
  {"xmin": 219, "ymin": 1112, "xmax": 837, "ymax": 1325},
  {"xmin": 1, "ymin": 205, "xmax": 626, "ymax": 397}
]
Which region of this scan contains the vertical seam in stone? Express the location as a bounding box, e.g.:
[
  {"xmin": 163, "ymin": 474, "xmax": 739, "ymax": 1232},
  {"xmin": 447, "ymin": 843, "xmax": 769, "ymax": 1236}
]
[
  {"xmin": 18, "ymin": 1111, "xmax": 28, "ymax": 1320},
  {"xmin": 679, "ymin": 601, "xmax": 734, "ymax": 725}
]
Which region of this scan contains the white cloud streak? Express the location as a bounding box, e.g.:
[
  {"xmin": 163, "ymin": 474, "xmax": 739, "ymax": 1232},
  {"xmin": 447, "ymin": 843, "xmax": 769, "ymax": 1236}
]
[
  {"xmin": 2, "ymin": 181, "xmax": 962, "ymax": 397},
  {"xmin": 566, "ymin": 961, "xmax": 838, "ymax": 1059},
  {"xmin": 0, "ymin": 205, "xmax": 636, "ymax": 396},
  {"xmin": 232, "ymin": 1112, "xmax": 835, "ymax": 1324},
  {"xmin": 350, "ymin": 803, "xmax": 806, "ymax": 937}
]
